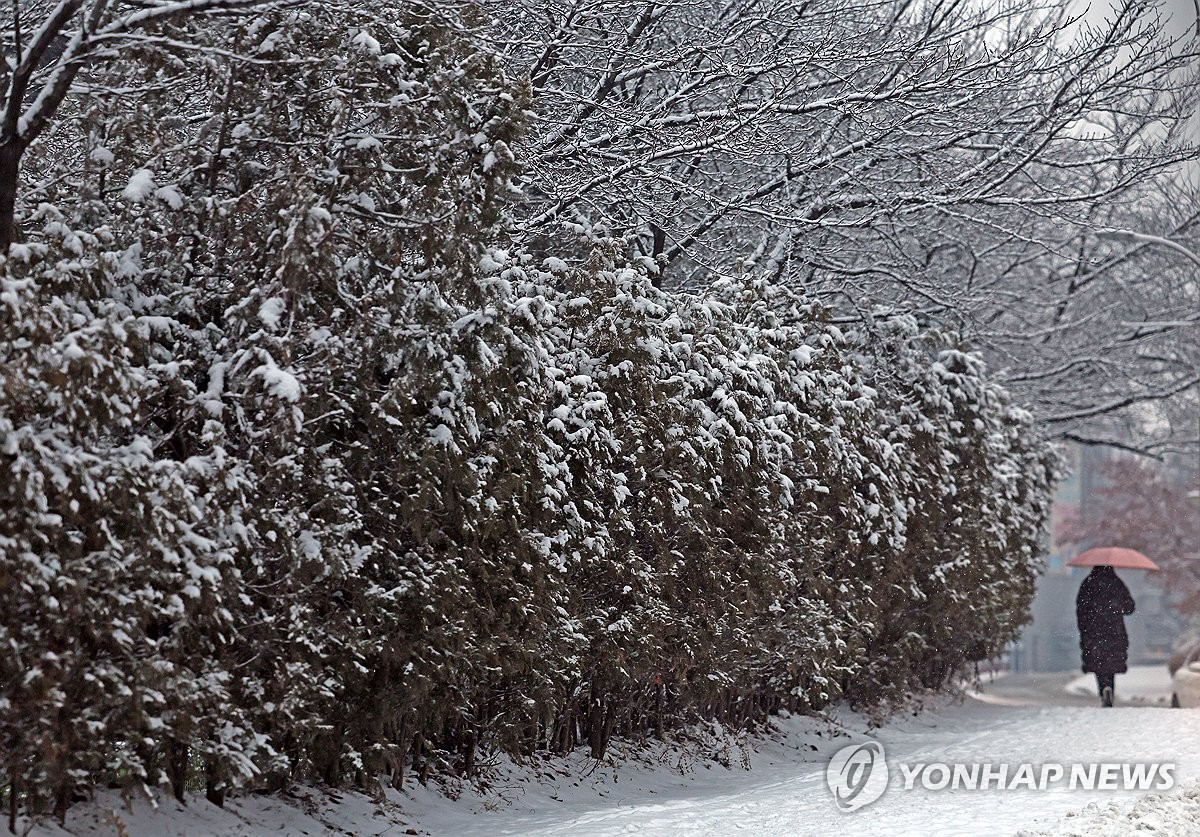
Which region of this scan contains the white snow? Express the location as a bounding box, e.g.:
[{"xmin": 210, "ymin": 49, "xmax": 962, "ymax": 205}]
[
  {"xmin": 400, "ymin": 693, "xmax": 1200, "ymax": 837},
  {"xmin": 153, "ymin": 185, "xmax": 185, "ymax": 210},
  {"xmin": 1017, "ymin": 781, "xmax": 1200, "ymax": 836},
  {"xmin": 6, "ymin": 242, "xmax": 33, "ymax": 262},
  {"xmin": 1064, "ymin": 665, "xmax": 1175, "ymax": 706},
  {"xmin": 480, "ymin": 250, "xmax": 507, "ymax": 273},
  {"xmin": 257, "ymin": 297, "xmax": 286, "ymax": 330},
  {"xmin": 121, "ymin": 169, "xmax": 156, "ymax": 202},
  {"xmin": 28, "ymin": 677, "xmax": 1200, "ymax": 836},
  {"xmin": 27, "ymin": 787, "xmax": 415, "ymax": 837},
  {"xmin": 89, "ymin": 146, "xmax": 114, "ymax": 167},
  {"xmin": 351, "ymin": 30, "xmax": 382, "ymax": 55},
  {"xmin": 253, "ymin": 362, "xmax": 302, "ymax": 402}
]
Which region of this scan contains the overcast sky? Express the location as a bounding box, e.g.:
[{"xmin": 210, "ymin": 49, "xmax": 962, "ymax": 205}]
[
  {"xmin": 1075, "ymin": 0, "xmax": 1200, "ymax": 35},
  {"xmin": 1152, "ymin": 0, "xmax": 1198, "ymax": 34}
]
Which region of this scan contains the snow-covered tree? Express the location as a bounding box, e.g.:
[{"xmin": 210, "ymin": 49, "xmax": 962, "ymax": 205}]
[{"xmin": 489, "ymin": 0, "xmax": 1200, "ymax": 454}]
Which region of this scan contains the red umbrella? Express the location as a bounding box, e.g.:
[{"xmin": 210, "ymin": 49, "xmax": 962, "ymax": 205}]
[{"xmin": 1066, "ymin": 547, "xmax": 1160, "ymax": 571}]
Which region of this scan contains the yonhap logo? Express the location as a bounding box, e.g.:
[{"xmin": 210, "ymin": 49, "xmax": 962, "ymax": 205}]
[
  {"xmin": 823, "ymin": 738, "xmax": 1173, "ymax": 814},
  {"xmin": 827, "ymin": 741, "xmax": 889, "ymax": 812}
]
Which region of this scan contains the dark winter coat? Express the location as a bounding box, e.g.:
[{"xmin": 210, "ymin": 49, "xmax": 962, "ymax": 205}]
[{"xmin": 1075, "ymin": 566, "xmax": 1136, "ymax": 674}]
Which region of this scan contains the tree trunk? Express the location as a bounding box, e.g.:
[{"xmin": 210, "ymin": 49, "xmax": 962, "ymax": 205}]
[
  {"xmin": 167, "ymin": 741, "xmax": 188, "ymax": 804},
  {"xmin": 588, "ymin": 690, "xmax": 603, "ymax": 759},
  {"xmin": 204, "ymin": 756, "xmax": 224, "ymax": 808},
  {"xmin": 8, "ymin": 770, "xmax": 17, "ymax": 835},
  {"xmin": 655, "ymin": 682, "xmax": 665, "ymax": 740},
  {"xmin": 463, "ymin": 730, "xmax": 476, "ymax": 779},
  {"xmin": 322, "ymin": 730, "xmax": 342, "ymax": 787},
  {"xmin": 392, "ymin": 718, "xmax": 409, "ymax": 790},
  {"xmin": 53, "ymin": 777, "xmax": 69, "ymax": 826},
  {"xmin": 0, "ymin": 141, "xmax": 22, "ymax": 253},
  {"xmin": 418, "ymin": 735, "xmax": 432, "ymax": 786},
  {"xmin": 412, "ymin": 733, "xmax": 427, "ymax": 786}
]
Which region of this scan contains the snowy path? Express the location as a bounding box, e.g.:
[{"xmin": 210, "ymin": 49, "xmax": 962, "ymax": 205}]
[
  {"xmin": 37, "ymin": 668, "xmax": 1200, "ymax": 836},
  {"xmin": 412, "ymin": 667, "xmax": 1200, "ymax": 837}
]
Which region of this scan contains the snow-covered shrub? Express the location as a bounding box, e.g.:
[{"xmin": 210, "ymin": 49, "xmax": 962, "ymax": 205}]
[
  {"xmin": 0, "ymin": 0, "xmax": 1055, "ymax": 817},
  {"xmin": 0, "ymin": 217, "xmax": 266, "ymax": 819},
  {"xmin": 847, "ymin": 316, "xmax": 1058, "ymax": 703}
]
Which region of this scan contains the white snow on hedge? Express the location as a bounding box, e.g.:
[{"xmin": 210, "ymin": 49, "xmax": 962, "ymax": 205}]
[
  {"xmin": 253, "ymin": 360, "xmax": 302, "ymax": 402},
  {"xmin": 257, "ymin": 297, "xmax": 287, "ymax": 330},
  {"xmin": 121, "ymin": 169, "xmax": 156, "ymax": 202}
]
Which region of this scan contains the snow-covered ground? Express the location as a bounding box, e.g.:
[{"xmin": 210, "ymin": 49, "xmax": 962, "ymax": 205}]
[
  {"xmin": 1064, "ymin": 664, "xmax": 1175, "ymax": 705},
  {"xmin": 30, "ymin": 671, "xmax": 1200, "ymax": 837},
  {"xmin": 1017, "ymin": 783, "xmax": 1200, "ymax": 836}
]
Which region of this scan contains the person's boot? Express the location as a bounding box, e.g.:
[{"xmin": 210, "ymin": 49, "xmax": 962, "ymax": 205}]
[{"xmin": 1101, "ymin": 686, "xmax": 1114, "ymax": 707}]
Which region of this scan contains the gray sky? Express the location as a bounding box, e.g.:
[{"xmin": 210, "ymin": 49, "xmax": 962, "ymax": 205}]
[
  {"xmin": 1075, "ymin": 0, "xmax": 1200, "ymax": 36},
  {"xmin": 1154, "ymin": 0, "xmax": 1199, "ymax": 35}
]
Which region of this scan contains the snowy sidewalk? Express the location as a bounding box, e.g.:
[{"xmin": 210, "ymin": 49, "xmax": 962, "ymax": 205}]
[
  {"xmin": 407, "ymin": 668, "xmax": 1200, "ymax": 836},
  {"xmin": 34, "ymin": 668, "xmax": 1200, "ymax": 836}
]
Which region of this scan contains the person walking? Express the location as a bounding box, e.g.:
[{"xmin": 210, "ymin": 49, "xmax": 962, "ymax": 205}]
[{"xmin": 1075, "ymin": 565, "xmax": 1136, "ymax": 707}]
